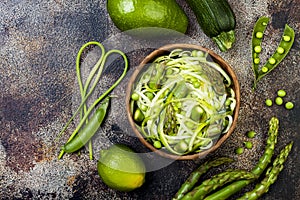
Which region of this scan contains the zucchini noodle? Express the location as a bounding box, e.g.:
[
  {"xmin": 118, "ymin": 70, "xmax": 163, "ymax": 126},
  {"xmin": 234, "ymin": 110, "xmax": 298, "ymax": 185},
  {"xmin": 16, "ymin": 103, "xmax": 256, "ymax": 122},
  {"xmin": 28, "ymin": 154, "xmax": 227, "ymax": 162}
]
[{"xmin": 130, "ymin": 49, "xmax": 236, "ymax": 155}]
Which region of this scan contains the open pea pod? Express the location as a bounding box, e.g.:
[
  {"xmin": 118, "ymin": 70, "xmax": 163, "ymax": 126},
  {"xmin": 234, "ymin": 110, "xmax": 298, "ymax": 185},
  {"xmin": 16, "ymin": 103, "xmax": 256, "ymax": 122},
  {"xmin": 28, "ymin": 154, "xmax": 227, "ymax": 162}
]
[{"xmin": 252, "ymin": 16, "xmax": 295, "ymax": 89}]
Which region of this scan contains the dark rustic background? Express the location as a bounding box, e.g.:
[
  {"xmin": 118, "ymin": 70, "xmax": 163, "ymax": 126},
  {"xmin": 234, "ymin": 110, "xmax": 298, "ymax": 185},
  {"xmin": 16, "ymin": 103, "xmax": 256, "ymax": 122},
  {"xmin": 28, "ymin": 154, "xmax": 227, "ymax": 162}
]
[{"xmin": 0, "ymin": 0, "xmax": 299, "ymax": 199}]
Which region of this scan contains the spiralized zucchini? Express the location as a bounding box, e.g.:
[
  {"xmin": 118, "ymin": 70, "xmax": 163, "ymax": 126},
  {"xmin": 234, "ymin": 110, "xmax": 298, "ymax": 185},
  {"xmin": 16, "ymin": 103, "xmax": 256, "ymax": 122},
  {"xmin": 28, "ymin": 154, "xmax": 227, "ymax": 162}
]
[{"xmin": 130, "ymin": 49, "xmax": 236, "ymax": 155}]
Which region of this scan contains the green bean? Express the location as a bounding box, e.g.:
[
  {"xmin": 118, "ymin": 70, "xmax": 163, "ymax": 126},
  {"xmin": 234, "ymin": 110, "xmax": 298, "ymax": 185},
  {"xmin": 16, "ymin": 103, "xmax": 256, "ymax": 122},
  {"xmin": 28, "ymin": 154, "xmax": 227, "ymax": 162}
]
[
  {"xmin": 252, "ymin": 17, "xmax": 295, "ymax": 89},
  {"xmin": 173, "ymin": 157, "xmax": 233, "ymax": 200},
  {"xmin": 62, "ymin": 97, "xmax": 110, "ymax": 154}
]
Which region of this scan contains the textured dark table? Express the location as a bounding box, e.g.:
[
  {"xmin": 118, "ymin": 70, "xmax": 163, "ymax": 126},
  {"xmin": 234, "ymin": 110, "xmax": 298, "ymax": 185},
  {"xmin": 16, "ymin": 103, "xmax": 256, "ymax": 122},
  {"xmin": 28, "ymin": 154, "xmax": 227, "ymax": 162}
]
[{"xmin": 0, "ymin": 0, "xmax": 299, "ymax": 199}]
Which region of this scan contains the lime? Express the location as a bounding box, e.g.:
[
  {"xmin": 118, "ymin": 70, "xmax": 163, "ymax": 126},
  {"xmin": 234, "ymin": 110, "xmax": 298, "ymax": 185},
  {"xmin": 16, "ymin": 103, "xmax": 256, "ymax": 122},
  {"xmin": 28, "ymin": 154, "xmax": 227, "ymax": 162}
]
[
  {"xmin": 97, "ymin": 144, "xmax": 146, "ymax": 192},
  {"xmin": 107, "ymin": 0, "xmax": 188, "ymax": 33}
]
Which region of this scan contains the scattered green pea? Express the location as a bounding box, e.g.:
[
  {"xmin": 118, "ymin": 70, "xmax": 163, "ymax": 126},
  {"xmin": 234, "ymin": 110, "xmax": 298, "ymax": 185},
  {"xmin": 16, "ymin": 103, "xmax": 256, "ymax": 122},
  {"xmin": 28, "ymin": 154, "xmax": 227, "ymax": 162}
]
[
  {"xmin": 255, "ymin": 32, "xmax": 263, "ymax": 39},
  {"xmin": 276, "ymin": 46, "xmax": 285, "ymax": 54},
  {"xmin": 244, "ymin": 141, "xmax": 253, "ymax": 149},
  {"xmin": 268, "ymin": 57, "xmax": 276, "ymax": 65},
  {"xmin": 247, "ymin": 130, "xmax": 256, "ymax": 138},
  {"xmin": 261, "ymin": 66, "xmax": 268, "ymax": 73},
  {"xmin": 254, "ymin": 46, "xmax": 262, "ymax": 53},
  {"xmin": 254, "ymin": 58, "xmax": 260, "ymax": 64},
  {"xmin": 285, "ymin": 102, "xmax": 294, "ymax": 110},
  {"xmin": 265, "ymin": 99, "xmax": 273, "ymax": 107},
  {"xmin": 277, "ymin": 89, "xmax": 286, "ymax": 97},
  {"xmin": 283, "ymin": 35, "xmax": 291, "ymax": 42},
  {"xmin": 131, "ymin": 93, "xmax": 139, "ymax": 101},
  {"xmin": 153, "ymin": 141, "xmax": 162, "ymax": 149},
  {"xmin": 235, "ymin": 147, "xmax": 244, "ymax": 155},
  {"xmin": 275, "ymin": 97, "xmax": 283, "ymax": 105}
]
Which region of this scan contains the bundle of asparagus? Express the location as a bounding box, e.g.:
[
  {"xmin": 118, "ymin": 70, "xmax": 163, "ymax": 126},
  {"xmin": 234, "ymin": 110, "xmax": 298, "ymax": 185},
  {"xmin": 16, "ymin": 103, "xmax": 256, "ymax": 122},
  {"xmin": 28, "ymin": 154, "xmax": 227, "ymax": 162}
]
[{"xmin": 173, "ymin": 117, "xmax": 294, "ymax": 200}]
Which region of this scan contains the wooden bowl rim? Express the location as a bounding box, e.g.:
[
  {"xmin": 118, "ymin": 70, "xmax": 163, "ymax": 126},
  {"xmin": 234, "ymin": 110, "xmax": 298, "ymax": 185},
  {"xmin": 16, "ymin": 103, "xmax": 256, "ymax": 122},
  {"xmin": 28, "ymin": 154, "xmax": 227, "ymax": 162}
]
[{"xmin": 126, "ymin": 43, "xmax": 240, "ymax": 160}]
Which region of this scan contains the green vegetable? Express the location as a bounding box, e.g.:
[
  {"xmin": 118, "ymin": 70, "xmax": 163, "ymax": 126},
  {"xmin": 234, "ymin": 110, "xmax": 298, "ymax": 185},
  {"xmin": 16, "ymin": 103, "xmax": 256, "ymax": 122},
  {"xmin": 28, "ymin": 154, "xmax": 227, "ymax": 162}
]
[
  {"xmin": 285, "ymin": 102, "xmax": 294, "ymax": 110},
  {"xmin": 57, "ymin": 41, "xmax": 128, "ymax": 159},
  {"xmin": 130, "ymin": 49, "xmax": 236, "ymax": 155},
  {"xmin": 265, "ymin": 99, "xmax": 273, "ymax": 107},
  {"xmin": 173, "ymin": 157, "xmax": 233, "ymax": 200},
  {"xmin": 237, "ymin": 142, "xmax": 293, "ymax": 200},
  {"xmin": 244, "ymin": 141, "xmax": 253, "ymax": 149},
  {"xmin": 275, "ymin": 97, "xmax": 283, "ymax": 105},
  {"xmin": 247, "ymin": 130, "xmax": 256, "ymax": 138},
  {"xmin": 204, "ymin": 117, "xmax": 279, "ymax": 200},
  {"xmin": 62, "ymin": 97, "xmax": 110, "ymax": 153},
  {"xmin": 277, "ymin": 89, "xmax": 286, "ymax": 97},
  {"xmin": 107, "ymin": 0, "xmax": 188, "ymax": 34},
  {"xmin": 186, "ymin": 0, "xmax": 236, "ymax": 52},
  {"xmin": 235, "ymin": 147, "xmax": 244, "ymax": 155},
  {"xmin": 181, "ymin": 170, "xmax": 257, "ymax": 200},
  {"xmin": 252, "ymin": 17, "xmax": 295, "ymax": 89}
]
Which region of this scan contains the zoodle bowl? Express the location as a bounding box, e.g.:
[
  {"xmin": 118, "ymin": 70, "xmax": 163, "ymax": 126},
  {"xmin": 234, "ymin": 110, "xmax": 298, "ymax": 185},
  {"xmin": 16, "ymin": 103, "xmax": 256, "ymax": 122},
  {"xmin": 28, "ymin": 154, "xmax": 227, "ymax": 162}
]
[{"xmin": 126, "ymin": 44, "xmax": 240, "ymax": 160}]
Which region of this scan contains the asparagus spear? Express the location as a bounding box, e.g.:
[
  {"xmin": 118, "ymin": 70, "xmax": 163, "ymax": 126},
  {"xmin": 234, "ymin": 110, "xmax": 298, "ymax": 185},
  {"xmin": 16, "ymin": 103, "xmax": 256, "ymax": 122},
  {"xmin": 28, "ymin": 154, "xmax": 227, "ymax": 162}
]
[
  {"xmin": 181, "ymin": 170, "xmax": 257, "ymax": 200},
  {"xmin": 173, "ymin": 157, "xmax": 233, "ymax": 200},
  {"xmin": 204, "ymin": 117, "xmax": 279, "ymax": 200},
  {"xmin": 237, "ymin": 141, "xmax": 293, "ymax": 200}
]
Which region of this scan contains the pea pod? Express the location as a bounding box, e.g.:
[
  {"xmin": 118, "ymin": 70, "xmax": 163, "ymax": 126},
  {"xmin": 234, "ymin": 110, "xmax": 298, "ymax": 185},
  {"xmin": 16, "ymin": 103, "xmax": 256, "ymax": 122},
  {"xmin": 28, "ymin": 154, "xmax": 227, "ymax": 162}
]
[
  {"xmin": 62, "ymin": 97, "xmax": 110, "ymax": 153},
  {"xmin": 252, "ymin": 16, "xmax": 295, "ymax": 89},
  {"xmin": 251, "ymin": 16, "xmax": 270, "ymax": 80}
]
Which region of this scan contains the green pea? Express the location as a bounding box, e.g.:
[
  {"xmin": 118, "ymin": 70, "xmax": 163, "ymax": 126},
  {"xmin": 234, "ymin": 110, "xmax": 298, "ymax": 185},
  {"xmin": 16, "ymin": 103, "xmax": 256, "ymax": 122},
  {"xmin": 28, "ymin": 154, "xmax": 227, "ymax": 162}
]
[
  {"xmin": 153, "ymin": 141, "xmax": 162, "ymax": 149},
  {"xmin": 247, "ymin": 130, "xmax": 256, "ymax": 138},
  {"xmin": 265, "ymin": 99, "xmax": 273, "ymax": 107},
  {"xmin": 255, "ymin": 32, "xmax": 263, "ymax": 39},
  {"xmin": 140, "ymin": 104, "xmax": 148, "ymax": 111},
  {"xmin": 254, "ymin": 58, "xmax": 260, "ymax": 64},
  {"xmin": 225, "ymin": 99, "xmax": 232, "ymax": 106},
  {"xmin": 193, "ymin": 81, "xmax": 200, "ymax": 88},
  {"xmin": 275, "ymin": 97, "xmax": 283, "ymax": 105},
  {"xmin": 244, "ymin": 141, "xmax": 253, "ymax": 149},
  {"xmin": 283, "ymin": 35, "xmax": 291, "ymax": 42},
  {"xmin": 235, "ymin": 147, "xmax": 244, "ymax": 155},
  {"xmin": 174, "ymin": 140, "xmax": 188, "ymax": 153},
  {"xmin": 268, "ymin": 57, "xmax": 276, "ymax": 65},
  {"xmin": 192, "ymin": 50, "xmax": 204, "ymax": 57},
  {"xmin": 254, "ymin": 46, "xmax": 262, "ymax": 53},
  {"xmin": 166, "ymin": 68, "xmax": 173, "ymax": 75},
  {"xmin": 276, "ymin": 47, "xmax": 285, "ymax": 54},
  {"xmin": 285, "ymin": 102, "xmax": 294, "ymax": 110},
  {"xmin": 145, "ymin": 92, "xmax": 154, "ymax": 100},
  {"xmin": 191, "ymin": 105, "xmax": 203, "ymax": 121},
  {"xmin": 131, "ymin": 93, "xmax": 139, "ymax": 101},
  {"xmin": 277, "ymin": 89, "xmax": 286, "ymax": 97},
  {"xmin": 134, "ymin": 108, "xmax": 144, "ymax": 122},
  {"xmin": 261, "ymin": 66, "xmax": 268, "ymax": 73}
]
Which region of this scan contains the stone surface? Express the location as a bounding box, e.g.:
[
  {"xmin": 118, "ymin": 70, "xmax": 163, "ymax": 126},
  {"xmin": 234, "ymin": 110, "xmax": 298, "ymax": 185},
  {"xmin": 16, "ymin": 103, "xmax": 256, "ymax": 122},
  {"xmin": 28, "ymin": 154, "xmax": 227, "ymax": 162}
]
[{"xmin": 0, "ymin": 0, "xmax": 299, "ymax": 199}]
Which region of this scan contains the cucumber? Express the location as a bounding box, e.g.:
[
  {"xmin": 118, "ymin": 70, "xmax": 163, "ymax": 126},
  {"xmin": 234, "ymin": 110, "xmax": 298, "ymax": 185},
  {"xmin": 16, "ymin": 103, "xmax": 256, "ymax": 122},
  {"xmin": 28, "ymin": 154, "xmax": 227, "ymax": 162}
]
[{"xmin": 186, "ymin": 0, "xmax": 236, "ymax": 52}]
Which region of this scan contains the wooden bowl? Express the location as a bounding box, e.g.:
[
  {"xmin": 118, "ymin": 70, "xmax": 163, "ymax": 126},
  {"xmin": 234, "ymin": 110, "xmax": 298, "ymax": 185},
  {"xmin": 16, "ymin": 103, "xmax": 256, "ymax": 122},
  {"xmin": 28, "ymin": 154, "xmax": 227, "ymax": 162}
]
[{"xmin": 126, "ymin": 44, "xmax": 240, "ymax": 160}]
